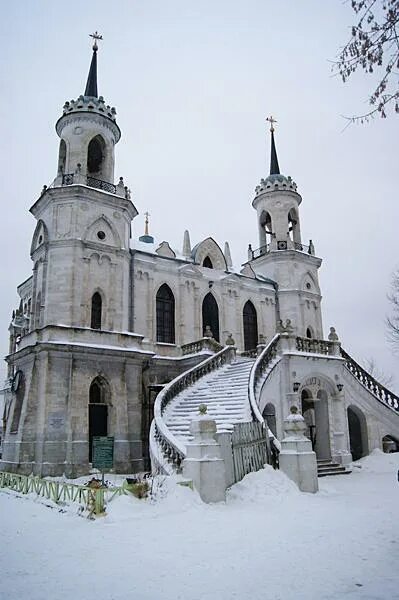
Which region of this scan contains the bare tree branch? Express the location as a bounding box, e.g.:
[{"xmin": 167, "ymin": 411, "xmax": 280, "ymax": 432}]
[
  {"xmin": 386, "ymin": 268, "xmax": 399, "ymax": 349},
  {"xmin": 333, "ymin": 0, "xmax": 399, "ymax": 123}
]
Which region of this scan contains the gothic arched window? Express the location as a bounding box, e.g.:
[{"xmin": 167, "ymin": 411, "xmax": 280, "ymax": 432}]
[
  {"xmin": 202, "ymin": 293, "xmax": 220, "ymax": 341},
  {"xmin": 91, "ymin": 292, "xmax": 102, "ymax": 330},
  {"xmin": 306, "ymin": 327, "xmax": 313, "ymax": 339},
  {"xmin": 87, "ymin": 135, "xmax": 105, "ymax": 177},
  {"xmin": 156, "ymin": 284, "xmax": 175, "ymax": 343},
  {"xmin": 243, "ymin": 300, "xmax": 258, "ymax": 351},
  {"xmin": 58, "ymin": 139, "xmax": 66, "ymax": 175},
  {"xmin": 203, "ymin": 256, "xmax": 213, "ymax": 269}
]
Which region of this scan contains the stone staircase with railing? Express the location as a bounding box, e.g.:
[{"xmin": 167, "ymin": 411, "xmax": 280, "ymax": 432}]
[
  {"xmin": 163, "ymin": 358, "xmax": 254, "ymax": 444},
  {"xmin": 150, "ymin": 331, "xmax": 399, "ymax": 477}
]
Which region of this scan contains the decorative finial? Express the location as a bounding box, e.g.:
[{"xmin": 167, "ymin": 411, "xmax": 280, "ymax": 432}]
[
  {"xmin": 266, "ymin": 115, "xmax": 277, "ymax": 133},
  {"xmin": 89, "ymin": 31, "xmax": 103, "ymax": 52},
  {"xmin": 144, "ymin": 212, "xmax": 150, "ymax": 236}
]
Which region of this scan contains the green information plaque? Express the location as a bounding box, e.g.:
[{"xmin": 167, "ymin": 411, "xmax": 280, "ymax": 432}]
[{"xmin": 92, "ymin": 436, "xmax": 114, "ymax": 471}]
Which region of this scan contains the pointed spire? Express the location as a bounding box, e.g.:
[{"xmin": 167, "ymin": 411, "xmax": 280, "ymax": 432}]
[
  {"xmin": 183, "ymin": 230, "xmax": 192, "ymax": 258},
  {"xmin": 266, "ymin": 115, "xmax": 280, "ymax": 175},
  {"xmin": 84, "ymin": 31, "xmax": 103, "ymax": 97},
  {"xmin": 224, "ymin": 242, "xmax": 232, "ymax": 269}
]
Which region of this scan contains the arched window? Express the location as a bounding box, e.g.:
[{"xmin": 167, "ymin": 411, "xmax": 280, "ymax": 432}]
[
  {"xmin": 259, "ymin": 211, "xmax": 273, "ymax": 249},
  {"xmin": 306, "ymin": 327, "xmax": 313, "ymax": 339},
  {"xmin": 87, "ymin": 135, "xmax": 105, "ymax": 177},
  {"xmin": 243, "ymin": 300, "xmax": 258, "ymax": 351},
  {"xmin": 202, "ymin": 293, "xmax": 219, "ymax": 341},
  {"xmin": 156, "ymin": 284, "xmax": 175, "ymax": 343},
  {"xmin": 203, "ymin": 256, "xmax": 213, "ymax": 269},
  {"xmin": 288, "ymin": 208, "xmax": 301, "ymax": 247},
  {"xmin": 89, "ymin": 377, "xmax": 109, "ymax": 462},
  {"xmin": 58, "ymin": 139, "xmax": 66, "ymax": 174},
  {"xmin": 91, "ymin": 292, "xmax": 102, "ymax": 330}
]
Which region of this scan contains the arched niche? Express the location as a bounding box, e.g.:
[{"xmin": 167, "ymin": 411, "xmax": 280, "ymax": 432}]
[
  {"xmin": 203, "ymin": 256, "xmax": 213, "ymax": 269},
  {"xmin": 202, "ymin": 293, "xmax": 220, "ymax": 341},
  {"xmin": 30, "ymin": 220, "xmax": 49, "ymax": 256},
  {"xmin": 88, "ymin": 376, "xmax": 110, "ymax": 462},
  {"xmin": 306, "ymin": 326, "xmax": 313, "ymax": 339},
  {"xmin": 243, "ymin": 300, "xmax": 258, "ymax": 351},
  {"xmin": 87, "ymin": 135, "xmax": 106, "ymax": 179},
  {"xmin": 156, "ymin": 284, "xmax": 175, "ymax": 344},
  {"xmin": 347, "ymin": 405, "xmax": 369, "ymax": 461}
]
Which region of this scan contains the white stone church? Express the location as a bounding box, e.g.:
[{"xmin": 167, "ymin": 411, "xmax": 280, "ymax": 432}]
[{"xmin": 2, "ymin": 42, "xmax": 399, "ymax": 479}]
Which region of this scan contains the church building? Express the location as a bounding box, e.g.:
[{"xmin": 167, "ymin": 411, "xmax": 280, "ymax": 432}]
[{"xmin": 2, "ymin": 40, "xmax": 399, "ymax": 478}]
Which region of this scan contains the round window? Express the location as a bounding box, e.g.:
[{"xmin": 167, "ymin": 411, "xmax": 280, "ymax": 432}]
[
  {"xmin": 97, "ymin": 231, "xmax": 106, "ymax": 241},
  {"xmin": 306, "ymin": 282, "xmax": 311, "ymax": 290}
]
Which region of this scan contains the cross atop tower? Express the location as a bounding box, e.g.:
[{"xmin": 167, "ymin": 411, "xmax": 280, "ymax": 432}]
[
  {"xmin": 266, "ymin": 115, "xmax": 277, "ymax": 133},
  {"xmin": 89, "ymin": 31, "xmax": 103, "ymax": 51},
  {"xmin": 144, "ymin": 211, "xmax": 150, "ymax": 236}
]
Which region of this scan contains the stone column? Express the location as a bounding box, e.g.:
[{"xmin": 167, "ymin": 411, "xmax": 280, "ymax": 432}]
[
  {"xmin": 279, "ymin": 407, "xmax": 319, "ymax": 493},
  {"xmin": 183, "ymin": 408, "xmax": 226, "ymax": 503}
]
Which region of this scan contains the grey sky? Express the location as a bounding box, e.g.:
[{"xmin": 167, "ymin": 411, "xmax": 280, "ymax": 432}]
[{"xmin": 0, "ymin": 1, "xmax": 398, "ymax": 386}]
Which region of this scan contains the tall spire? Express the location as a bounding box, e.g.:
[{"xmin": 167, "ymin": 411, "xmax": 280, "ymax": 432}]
[
  {"xmin": 266, "ymin": 115, "xmax": 280, "ymax": 175},
  {"xmin": 84, "ymin": 31, "xmax": 103, "ymax": 98}
]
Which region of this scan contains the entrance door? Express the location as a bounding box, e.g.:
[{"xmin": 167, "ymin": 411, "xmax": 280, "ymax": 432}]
[
  {"xmin": 202, "ymin": 293, "xmax": 220, "ymax": 341},
  {"xmin": 302, "ymin": 390, "xmax": 331, "ymax": 460},
  {"xmin": 89, "ymin": 404, "xmax": 108, "ymax": 462}
]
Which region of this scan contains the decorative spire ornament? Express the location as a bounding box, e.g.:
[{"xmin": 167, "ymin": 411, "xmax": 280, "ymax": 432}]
[
  {"xmin": 84, "ymin": 32, "xmax": 103, "ymax": 97},
  {"xmin": 266, "ymin": 115, "xmax": 280, "ymax": 175}
]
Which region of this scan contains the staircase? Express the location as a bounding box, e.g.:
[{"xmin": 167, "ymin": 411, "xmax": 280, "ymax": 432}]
[
  {"xmin": 163, "ymin": 357, "xmax": 254, "ymax": 445},
  {"xmin": 317, "ymin": 459, "xmax": 352, "ymax": 477}
]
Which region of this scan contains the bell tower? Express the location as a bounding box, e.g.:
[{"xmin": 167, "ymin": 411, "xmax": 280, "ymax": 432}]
[
  {"xmin": 250, "ymin": 117, "xmax": 323, "ymax": 339},
  {"xmin": 28, "ymin": 33, "xmax": 138, "ymax": 332},
  {"xmin": 55, "ymin": 32, "xmax": 120, "ymax": 185}
]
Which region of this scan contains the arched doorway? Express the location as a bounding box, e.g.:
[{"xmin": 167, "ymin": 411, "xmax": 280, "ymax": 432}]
[
  {"xmin": 243, "ymin": 300, "xmax": 258, "ymax": 351},
  {"xmin": 262, "ymin": 403, "xmax": 277, "ymax": 437},
  {"xmin": 88, "ymin": 377, "xmax": 109, "ymax": 462},
  {"xmin": 202, "ymin": 293, "xmax": 219, "ymax": 341},
  {"xmin": 347, "ymin": 405, "xmax": 368, "ymax": 460},
  {"xmin": 301, "ymin": 388, "xmax": 331, "ymax": 460}
]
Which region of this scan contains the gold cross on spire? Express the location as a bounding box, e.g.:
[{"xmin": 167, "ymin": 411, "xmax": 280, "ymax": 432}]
[
  {"xmin": 144, "ymin": 211, "xmax": 150, "ymax": 236},
  {"xmin": 266, "ymin": 115, "xmax": 277, "ymax": 133},
  {"xmin": 89, "ymin": 31, "xmax": 103, "ymax": 51}
]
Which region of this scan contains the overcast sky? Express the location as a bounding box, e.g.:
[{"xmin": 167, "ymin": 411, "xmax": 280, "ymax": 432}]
[{"xmin": 0, "ymin": 1, "xmax": 398, "ymax": 388}]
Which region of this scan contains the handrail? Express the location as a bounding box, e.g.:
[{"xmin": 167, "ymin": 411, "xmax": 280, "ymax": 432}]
[
  {"xmin": 341, "ymin": 348, "xmax": 399, "ymax": 413},
  {"xmin": 296, "ymin": 336, "xmax": 337, "ymax": 355},
  {"xmin": 181, "ymin": 337, "xmax": 223, "ymax": 356},
  {"xmin": 152, "ymin": 345, "xmax": 236, "ymax": 471},
  {"xmin": 248, "ymin": 334, "xmax": 280, "ymax": 425}
]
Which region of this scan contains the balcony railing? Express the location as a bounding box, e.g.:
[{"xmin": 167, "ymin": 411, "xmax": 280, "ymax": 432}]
[
  {"xmin": 251, "ymin": 241, "xmax": 314, "ymax": 259},
  {"xmin": 62, "ymin": 173, "xmax": 117, "ymax": 195}
]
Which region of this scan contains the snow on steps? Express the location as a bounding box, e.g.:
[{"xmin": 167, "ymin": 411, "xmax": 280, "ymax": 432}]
[{"xmin": 163, "ymin": 357, "xmax": 255, "ymax": 444}]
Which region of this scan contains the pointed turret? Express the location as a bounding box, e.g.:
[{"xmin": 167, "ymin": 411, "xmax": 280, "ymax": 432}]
[
  {"xmin": 183, "ymin": 230, "xmax": 192, "ymax": 258},
  {"xmin": 84, "ymin": 45, "xmax": 98, "ymax": 97}
]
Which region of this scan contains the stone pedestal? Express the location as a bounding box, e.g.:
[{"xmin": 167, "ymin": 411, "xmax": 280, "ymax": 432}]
[
  {"xmin": 279, "ymin": 410, "xmax": 318, "ymax": 493},
  {"xmin": 182, "ymin": 415, "xmax": 226, "ymax": 503}
]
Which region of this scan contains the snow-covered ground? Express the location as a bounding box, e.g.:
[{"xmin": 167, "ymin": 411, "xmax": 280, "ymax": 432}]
[{"xmin": 1, "ymin": 451, "xmax": 398, "ymax": 600}]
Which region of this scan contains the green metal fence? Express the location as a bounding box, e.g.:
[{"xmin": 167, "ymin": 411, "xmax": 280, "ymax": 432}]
[{"xmin": 0, "ymin": 471, "xmax": 126, "ymax": 515}]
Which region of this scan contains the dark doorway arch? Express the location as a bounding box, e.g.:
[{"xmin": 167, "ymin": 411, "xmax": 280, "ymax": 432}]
[
  {"xmin": 91, "ymin": 292, "xmax": 102, "ymax": 329},
  {"xmin": 89, "ymin": 377, "xmax": 109, "ymax": 462},
  {"xmin": 243, "ymin": 300, "xmax": 258, "ymax": 351},
  {"xmin": 202, "ymin": 293, "xmax": 219, "ymax": 341},
  {"xmin": 347, "ymin": 405, "xmax": 368, "ymax": 460},
  {"xmin": 156, "ymin": 284, "xmax": 175, "ymax": 343},
  {"xmin": 87, "ymin": 135, "xmax": 105, "ymax": 177},
  {"xmin": 262, "ymin": 402, "xmax": 277, "ymax": 437}
]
